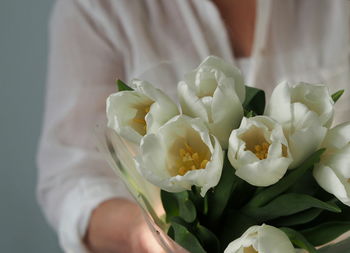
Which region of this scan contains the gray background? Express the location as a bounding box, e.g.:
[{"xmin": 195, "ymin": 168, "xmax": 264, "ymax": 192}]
[{"xmin": 0, "ymin": 0, "xmax": 62, "ymax": 252}]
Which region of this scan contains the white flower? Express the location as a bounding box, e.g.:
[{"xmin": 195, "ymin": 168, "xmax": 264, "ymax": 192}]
[
  {"xmin": 228, "ymin": 116, "xmax": 293, "ymax": 186},
  {"xmin": 224, "ymin": 224, "xmax": 296, "ymax": 253},
  {"xmin": 313, "ymin": 122, "xmax": 350, "ymax": 206},
  {"xmin": 136, "ymin": 115, "xmax": 223, "ymax": 197},
  {"xmin": 177, "ymin": 56, "xmax": 244, "ymax": 148},
  {"xmin": 265, "ymin": 81, "xmax": 334, "ymax": 127},
  {"xmin": 265, "ymin": 81, "xmax": 331, "ymax": 168},
  {"xmin": 106, "ymin": 79, "xmax": 179, "ymax": 144}
]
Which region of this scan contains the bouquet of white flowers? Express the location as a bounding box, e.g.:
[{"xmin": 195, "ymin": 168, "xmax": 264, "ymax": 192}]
[{"xmin": 101, "ymin": 56, "xmax": 350, "ymax": 253}]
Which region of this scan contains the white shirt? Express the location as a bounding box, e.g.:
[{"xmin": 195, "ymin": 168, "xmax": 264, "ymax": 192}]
[
  {"xmin": 37, "ymin": 0, "xmax": 350, "ymax": 252},
  {"xmin": 236, "ymin": 57, "xmax": 252, "ymax": 79}
]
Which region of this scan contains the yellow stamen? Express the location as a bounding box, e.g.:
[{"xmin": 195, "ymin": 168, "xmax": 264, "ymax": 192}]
[
  {"xmin": 244, "ymin": 246, "xmax": 258, "ymax": 253},
  {"xmin": 253, "ymin": 141, "xmax": 270, "ymax": 160},
  {"xmin": 282, "ymin": 144, "xmax": 288, "ymax": 157},
  {"xmin": 178, "ymin": 167, "xmax": 187, "ymax": 176},
  {"xmin": 130, "ymin": 102, "xmax": 153, "ymax": 136},
  {"xmin": 182, "ymin": 153, "xmax": 192, "ymax": 162},
  {"xmin": 176, "ymin": 143, "xmax": 208, "ymax": 176},
  {"xmin": 192, "ymin": 152, "xmax": 199, "ymax": 161},
  {"xmin": 133, "ymin": 118, "xmax": 146, "ymax": 124},
  {"xmin": 179, "ymin": 149, "xmax": 186, "ymax": 157},
  {"xmin": 185, "ymin": 143, "xmax": 194, "ymax": 154},
  {"xmin": 200, "ymin": 160, "xmax": 208, "ymax": 169},
  {"xmin": 254, "ymin": 145, "xmax": 262, "ymax": 152}
]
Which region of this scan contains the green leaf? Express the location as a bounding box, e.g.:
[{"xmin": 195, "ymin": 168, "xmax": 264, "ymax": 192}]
[
  {"xmin": 273, "ymin": 208, "xmax": 324, "ymax": 227},
  {"xmin": 227, "ymin": 179, "xmax": 256, "ymax": 209},
  {"xmin": 218, "ymin": 210, "xmax": 258, "ymax": 250},
  {"xmin": 287, "ymin": 169, "xmax": 319, "ymax": 196},
  {"xmin": 160, "ymin": 190, "xmax": 197, "ymax": 223},
  {"xmin": 301, "ymin": 221, "xmax": 350, "ymax": 246},
  {"xmin": 332, "ymin": 90, "xmax": 344, "ymax": 103},
  {"xmin": 308, "ymin": 199, "xmax": 350, "ymax": 224},
  {"xmin": 280, "ymin": 227, "xmax": 317, "ymax": 253},
  {"xmin": 170, "ymin": 221, "xmax": 207, "ymax": 253},
  {"xmin": 244, "ymin": 110, "xmax": 256, "ymax": 118},
  {"xmin": 116, "ymin": 79, "xmax": 133, "ymax": 91},
  {"xmin": 243, "ymin": 193, "xmax": 341, "ymax": 221},
  {"xmin": 333, "ymin": 201, "xmax": 350, "ymax": 221},
  {"xmin": 176, "ymin": 191, "xmax": 197, "ymax": 223},
  {"xmin": 207, "ymin": 156, "xmax": 239, "ymax": 222},
  {"xmin": 167, "ymin": 225, "xmax": 175, "ymax": 240},
  {"xmin": 246, "ymin": 149, "xmax": 326, "ymax": 208},
  {"xmin": 161, "ymin": 190, "xmax": 179, "ymax": 223},
  {"xmin": 243, "ymin": 86, "xmax": 266, "ymax": 115},
  {"xmin": 196, "ymin": 224, "xmax": 220, "ymax": 253},
  {"xmin": 188, "ymin": 186, "xmax": 205, "ymax": 214}
]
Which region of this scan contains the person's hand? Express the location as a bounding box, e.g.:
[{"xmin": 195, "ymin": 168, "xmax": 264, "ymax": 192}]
[{"xmin": 84, "ymin": 198, "xmax": 165, "ymax": 253}]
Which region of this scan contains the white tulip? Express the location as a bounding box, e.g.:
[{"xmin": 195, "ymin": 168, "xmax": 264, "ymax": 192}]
[
  {"xmin": 265, "ymin": 81, "xmax": 331, "ymax": 168},
  {"xmin": 177, "ymin": 56, "xmax": 244, "ymax": 148},
  {"xmin": 224, "ymin": 224, "xmax": 296, "ymax": 253},
  {"xmin": 228, "ymin": 116, "xmax": 293, "ymax": 187},
  {"xmin": 265, "ymin": 81, "xmax": 334, "ymax": 127},
  {"xmin": 136, "ymin": 115, "xmax": 224, "ymax": 197},
  {"xmin": 286, "ymin": 109, "xmax": 327, "ymax": 168},
  {"xmin": 106, "ymin": 79, "xmax": 179, "ymax": 144},
  {"xmin": 313, "ymin": 122, "xmax": 350, "ymax": 206}
]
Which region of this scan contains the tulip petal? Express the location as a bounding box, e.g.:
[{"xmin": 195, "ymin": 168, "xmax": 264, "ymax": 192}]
[
  {"xmin": 133, "ymin": 80, "xmax": 179, "ymax": 133},
  {"xmin": 193, "ymin": 68, "xmax": 218, "ymax": 97},
  {"xmin": 325, "ymin": 144, "xmax": 350, "ymax": 178},
  {"xmin": 228, "ymin": 116, "xmax": 293, "ymax": 186},
  {"xmin": 224, "ymin": 225, "xmax": 295, "ymax": 253},
  {"xmin": 138, "ymin": 134, "xmax": 172, "ymax": 180},
  {"xmin": 199, "ymin": 56, "xmax": 245, "ymax": 102},
  {"xmin": 178, "ymin": 56, "xmax": 245, "ymax": 148},
  {"xmin": 107, "ymin": 91, "xmax": 152, "ymax": 143},
  {"xmin": 107, "ymin": 80, "xmax": 179, "ymax": 144},
  {"xmin": 288, "ymin": 113, "xmax": 327, "ymax": 168},
  {"xmin": 137, "ymin": 115, "xmax": 223, "ymax": 195},
  {"xmin": 235, "ymin": 157, "xmax": 292, "ymax": 187},
  {"xmin": 314, "ymin": 144, "xmax": 350, "ymax": 206},
  {"xmin": 265, "ymin": 81, "xmax": 292, "ymax": 125},
  {"xmin": 200, "ymin": 96, "xmax": 213, "ymax": 123},
  {"xmin": 322, "ymin": 121, "xmax": 350, "ymax": 150},
  {"xmin": 210, "ymin": 77, "xmax": 244, "ymax": 148},
  {"xmin": 169, "ymin": 132, "xmax": 223, "ymax": 196},
  {"xmin": 266, "ymin": 81, "xmax": 334, "ymax": 128},
  {"xmin": 224, "ymin": 226, "xmax": 259, "ymax": 253},
  {"xmin": 313, "ymin": 164, "xmax": 350, "ymax": 206},
  {"xmin": 291, "ymin": 82, "xmax": 334, "ymax": 127},
  {"xmin": 258, "ymin": 225, "xmax": 296, "ymax": 253},
  {"xmin": 178, "ymin": 81, "xmax": 209, "ymax": 122}
]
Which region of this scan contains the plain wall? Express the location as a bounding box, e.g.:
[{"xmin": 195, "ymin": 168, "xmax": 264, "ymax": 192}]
[{"xmin": 0, "ymin": 0, "xmax": 62, "ymax": 252}]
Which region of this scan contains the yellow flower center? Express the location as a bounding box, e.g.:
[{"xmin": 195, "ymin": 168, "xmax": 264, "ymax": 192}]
[
  {"xmin": 239, "ymin": 126, "xmax": 272, "ymax": 161},
  {"xmin": 177, "ymin": 143, "xmax": 209, "ymax": 176},
  {"xmin": 131, "ymin": 104, "xmax": 152, "ymax": 135},
  {"xmin": 244, "ymin": 246, "xmax": 258, "ymax": 253},
  {"xmin": 253, "ymin": 141, "xmax": 270, "ymax": 160}
]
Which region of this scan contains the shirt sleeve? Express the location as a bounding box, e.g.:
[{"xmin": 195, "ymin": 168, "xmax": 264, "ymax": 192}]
[{"xmin": 36, "ymin": 0, "xmax": 132, "ymax": 252}]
